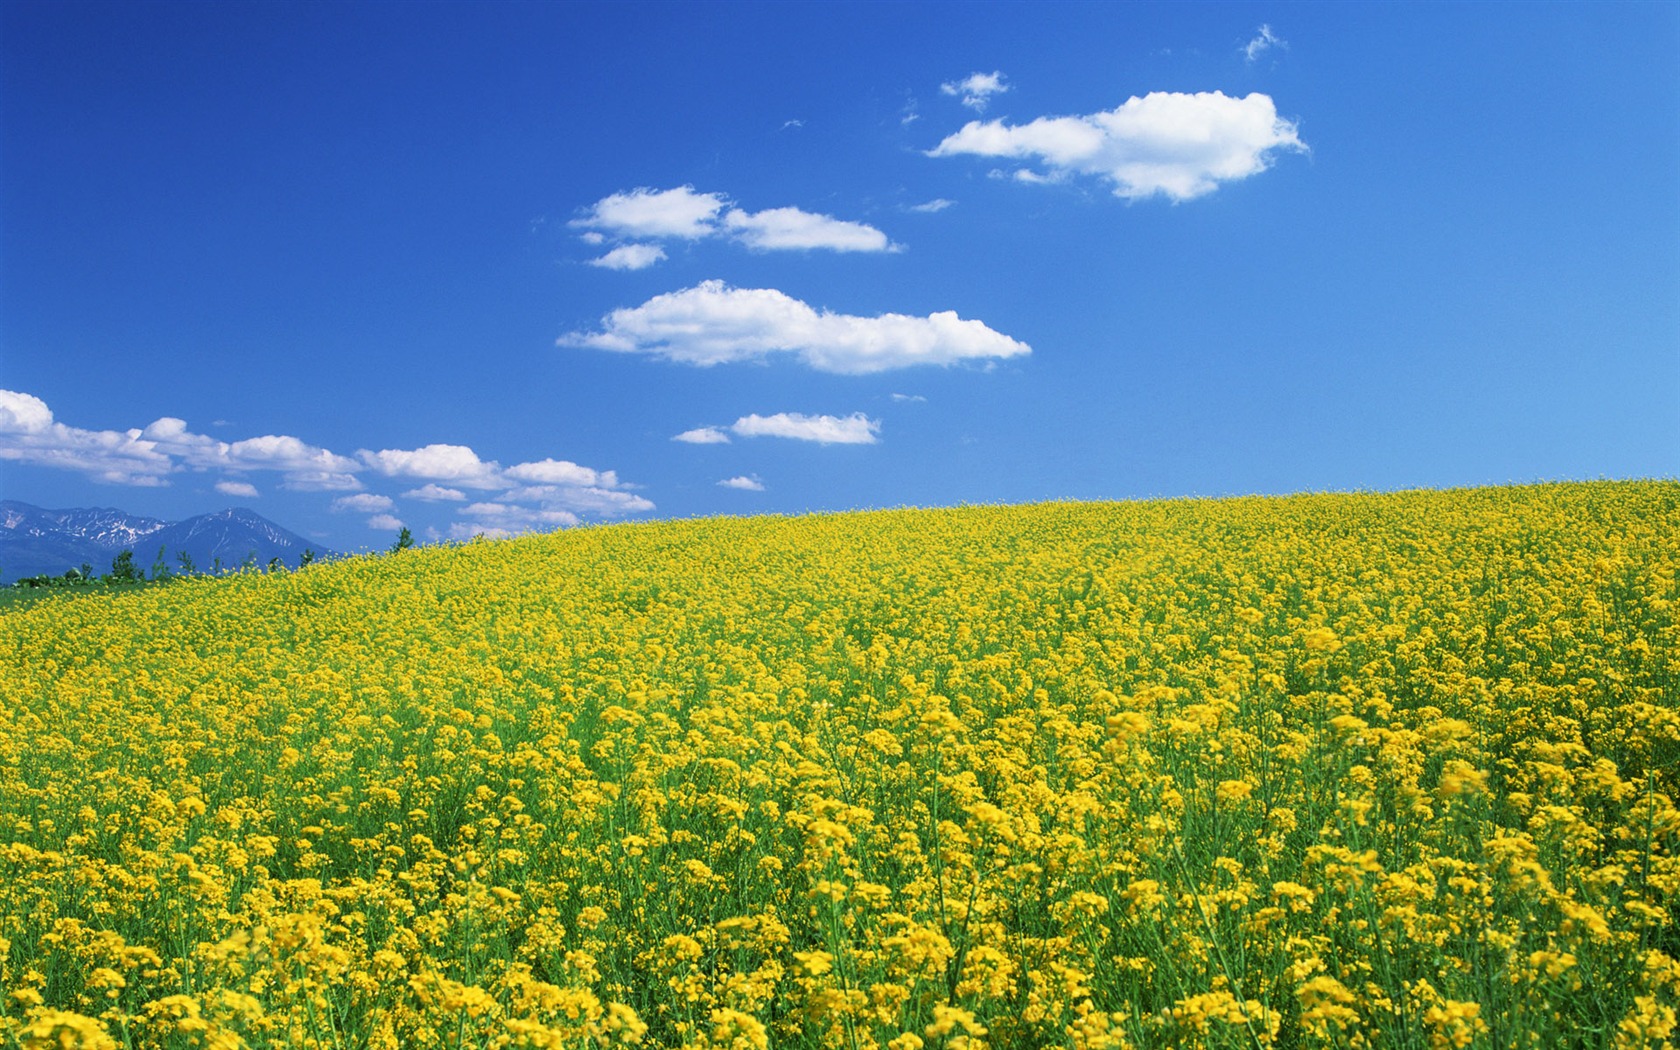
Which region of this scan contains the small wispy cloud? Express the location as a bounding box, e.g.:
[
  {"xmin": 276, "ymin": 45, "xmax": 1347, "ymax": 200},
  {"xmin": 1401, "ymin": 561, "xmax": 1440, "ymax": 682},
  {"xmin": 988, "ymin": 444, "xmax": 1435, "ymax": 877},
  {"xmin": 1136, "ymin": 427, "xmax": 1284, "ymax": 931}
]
[
  {"xmin": 718, "ymin": 475, "xmax": 765, "ymax": 491},
  {"xmin": 731, "ymin": 412, "xmax": 880, "ymax": 445},
  {"xmin": 673, "ymin": 426, "xmax": 732, "ymax": 445},
  {"xmin": 215, "ymin": 480, "xmax": 259, "ymax": 498},
  {"xmin": 890, "ymin": 393, "xmax": 927, "ymax": 403},
  {"xmin": 403, "ymin": 483, "xmax": 467, "ymax": 502},
  {"xmin": 941, "ymin": 71, "xmax": 1009, "ymax": 112},
  {"xmin": 368, "ymin": 513, "xmax": 404, "ymax": 531},
  {"xmin": 907, "ymin": 199, "xmax": 955, "ymax": 214},
  {"xmin": 1243, "ymin": 24, "xmax": 1286, "ymax": 64},
  {"xmin": 332, "ymin": 493, "xmax": 395, "ymax": 513},
  {"xmin": 588, "ymin": 243, "xmax": 667, "ymax": 270}
]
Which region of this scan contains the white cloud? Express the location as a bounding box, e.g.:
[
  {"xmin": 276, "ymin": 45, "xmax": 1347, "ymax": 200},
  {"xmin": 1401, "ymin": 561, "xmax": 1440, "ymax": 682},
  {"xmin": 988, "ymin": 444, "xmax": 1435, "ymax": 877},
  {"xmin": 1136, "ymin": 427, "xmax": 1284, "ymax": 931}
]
[
  {"xmin": 358, "ymin": 444, "xmax": 503, "ymax": 488},
  {"xmin": 719, "ymin": 475, "xmax": 765, "ymax": 491},
  {"xmin": 722, "ymin": 207, "xmax": 894, "ymax": 253},
  {"xmin": 368, "ymin": 513, "xmax": 405, "ymax": 531},
  {"xmin": 673, "ymin": 426, "xmax": 731, "ymax": 445},
  {"xmin": 140, "ymin": 416, "xmax": 361, "ymax": 491},
  {"xmin": 891, "ymin": 393, "xmax": 927, "ymax": 403},
  {"xmin": 0, "ymin": 390, "xmax": 175, "ymax": 485},
  {"xmin": 448, "ymin": 523, "xmax": 516, "ymax": 541},
  {"xmin": 227, "ymin": 434, "xmax": 361, "ymax": 476},
  {"xmin": 574, "ymin": 187, "xmax": 894, "ymax": 255},
  {"xmin": 560, "ymin": 281, "xmax": 1030, "ymax": 374},
  {"xmin": 455, "ymin": 502, "xmax": 582, "ymax": 536},
  {"xmin": 907, "ymin": 198, "xmax": 955, "ymax": 214},
  {"xmin": 588, "ymin": 243, "xmax": 668, "ymax": 270},
  {"xmin": 505, "ymin": 485, "xmax": 654, "ymax": 515},
  {"xmin": 573, "ymin": 186, "xmax": 727, "ymax": 240},
  {"xmin": 2, "ymin": 389, "xmax": 648, "ymax": 522},
  {"xmin": 283, "ymin": 471, "xmax": 363, "ymax": 492},
  {"xmin": 941, "ymin": 71, "xmax": 1009, "ymax": 111},
  {"xmin": 504, "ymin": 458, "xmax": 619, "ymax": 488},
  {"xmin": 403, "ymin": 483, "xmax": 468, "ymax": 502},
  {"xmin": 0, "ymin": 389, "xmax": 52, "ymax": 433},
  {"xmin": 929, "ymin": 90, "xmax": 1306, "ymax": 202},
  {"xmin": 731, "ymin": 412, "xmax": 880, "ymax": 445},
  {"xmin": 332, "ymin": 493, "xmax": 395, "ymax": 513},
  {"xmin": 1244, "ymin": 24, "xmax": 1286, "ymax": 63}
]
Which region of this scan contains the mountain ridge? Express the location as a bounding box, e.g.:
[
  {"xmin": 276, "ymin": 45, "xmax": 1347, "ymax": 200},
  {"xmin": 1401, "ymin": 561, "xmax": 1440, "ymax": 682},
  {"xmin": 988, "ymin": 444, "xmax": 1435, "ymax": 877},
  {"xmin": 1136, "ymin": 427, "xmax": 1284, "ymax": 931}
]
[{"xmin": 0, "ymin": 500, "xmax": 333, "ymax": 582}]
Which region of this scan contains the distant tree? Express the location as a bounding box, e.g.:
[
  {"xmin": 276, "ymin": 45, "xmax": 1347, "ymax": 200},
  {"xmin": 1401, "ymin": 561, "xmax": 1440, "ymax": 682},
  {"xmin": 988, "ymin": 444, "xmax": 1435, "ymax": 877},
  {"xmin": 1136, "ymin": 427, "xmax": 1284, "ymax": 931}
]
[
  {"xmin": 109, "ymin": 550, "xmax": 139, "ymax": 582},
  {"xmin": 267, "ymin": 557, "xmax": 284, "ymax": 573},
  {"xmin": 80, "ymin": 563, "xmax": 93, "ymax": 580},
  {"xmin": 300, "ymin": 548, "xmax": 317, "ymax": 567},
  {"xmin": 176, "ymin": 551, "xmax": 196, "ymax": 575},
  {"xmin": 240, "ymin": 550, "xmax": 258, "ymax": 572},
  {"xmin": 212, "ymin": 556, "xmax": 224, "ymax": 575},
  {"xmin": 391, "ymin": 527, "xmax": 414, "ymax": 553},
  {"xmin": 150, "ymin": 545, "xmax": 170, "ymax": 582}
]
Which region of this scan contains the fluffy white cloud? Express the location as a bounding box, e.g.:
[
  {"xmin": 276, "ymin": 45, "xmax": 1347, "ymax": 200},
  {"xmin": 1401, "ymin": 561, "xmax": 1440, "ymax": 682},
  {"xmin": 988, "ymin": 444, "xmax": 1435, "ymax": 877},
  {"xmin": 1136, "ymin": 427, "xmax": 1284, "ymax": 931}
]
[
  {"xmin": 573, "ymin": 186, "xmax": 727, "ymax": 240},
  {"xmin": 0, "ymin": 390, "xmax": 52, "ymax": 433},
  {"xmin": 368, "ymin": 513, "xmax": 404, "ymax": 531},
  {"xmin": 455, "ymin": 502, "xmax": 581, "ymax": 536},
  {"xmin": 358, "ymin": 444, "xmax": 503, "ymax": 488},
  {"xmin": 942, "ymin": 71, "xmax": 1009, "ymax": 111},
  {"xmin": 589, "ymin": 243, "xmax": 667, "ymax": 270},
  {"xmin": 332, "ymin": 493, "xmax": 395, "ymax": 513},
  {"xmin": 731, "ymin": 412, "xmax": 880, "ymax": 445},
  {"xmin": 140, "ymin": 416, "xmax": 361, "ymax": 491},
  {"xmin": 561, "ymin": 281, "xmax": 1030, "ymax": 374},
  {"xmin": 503, "ymin": 458, "xmax": 617, "ymax": 488},
  {"xmin": 403, "ymin": 483, "xmax": 468, "ymax": 502},
  {"xmin": 2, "ymin": 389, "xmax": 649, "ymax": 523},
  {"xmin": 722, "ymin": 208, "xmax": 894, "ymax": 252},
  {"xmin": 673, "ymin": 426, "xmax": 731, "ymax": 445},
  {"xmin": 1244, "ymin": 24, "xmax": 1286, "ymax": 63},
  {"xmin": 930, "ymin": 90, "xmax": 1306, "ymax": 201},
  {"xmin": 1, "ymin": 389, "xmax": 174, "ymax": 485},
  {"xmin": 719, "ymin": 475, "xmax": 765, "ymax": 491}
]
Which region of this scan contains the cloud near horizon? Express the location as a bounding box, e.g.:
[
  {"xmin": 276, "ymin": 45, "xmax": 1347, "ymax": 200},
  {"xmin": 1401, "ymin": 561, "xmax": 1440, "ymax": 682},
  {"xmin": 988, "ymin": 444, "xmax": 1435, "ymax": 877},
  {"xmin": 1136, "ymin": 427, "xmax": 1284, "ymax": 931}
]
[
  {"xmin": 930, "ymin": 90, "xmax": 1306, "ymax": 201},
  {"xmin": 561, "ymin": 281, "xmax": 1030, "ymax": 374},
  {"xmin": 571, "ymin": 186, "xmax": 896, "ymax": 260},
  {"xmin": 0, "ymin": 388, "xmax": 654, "ymax": 531}
]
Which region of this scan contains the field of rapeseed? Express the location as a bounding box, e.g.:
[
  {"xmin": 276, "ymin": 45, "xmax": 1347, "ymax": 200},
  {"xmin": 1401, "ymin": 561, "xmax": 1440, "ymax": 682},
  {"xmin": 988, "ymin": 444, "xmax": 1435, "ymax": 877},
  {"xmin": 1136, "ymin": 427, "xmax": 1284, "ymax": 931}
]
[{"xmin": 1, "ymin": 480, "xmax": 1676, "ymax": 1049}]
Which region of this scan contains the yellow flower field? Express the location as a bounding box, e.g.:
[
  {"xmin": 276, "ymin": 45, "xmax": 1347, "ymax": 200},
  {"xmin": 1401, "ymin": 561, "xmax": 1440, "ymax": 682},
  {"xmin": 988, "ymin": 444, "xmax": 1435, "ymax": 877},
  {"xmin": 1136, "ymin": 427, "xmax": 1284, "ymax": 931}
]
[{"xmin": 2, "ymin": 481, "xmax": 1676, "ymax": 1049}]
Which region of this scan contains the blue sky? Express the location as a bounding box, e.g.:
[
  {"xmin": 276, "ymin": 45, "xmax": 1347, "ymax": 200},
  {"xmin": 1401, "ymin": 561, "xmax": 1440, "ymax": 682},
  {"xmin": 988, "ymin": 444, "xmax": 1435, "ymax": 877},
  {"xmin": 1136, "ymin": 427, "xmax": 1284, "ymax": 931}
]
[{"xmin": 2, "ymin": 1, "xmax": 1676, "ymax": 552}]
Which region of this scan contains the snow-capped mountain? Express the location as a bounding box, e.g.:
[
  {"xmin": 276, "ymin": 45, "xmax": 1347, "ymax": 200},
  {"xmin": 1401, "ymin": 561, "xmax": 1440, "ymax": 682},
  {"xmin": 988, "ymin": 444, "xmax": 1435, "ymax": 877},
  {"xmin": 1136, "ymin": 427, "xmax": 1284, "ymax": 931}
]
[{"xmin": 0, "ymin": 500, "xmax": 333, "ymax": 582}]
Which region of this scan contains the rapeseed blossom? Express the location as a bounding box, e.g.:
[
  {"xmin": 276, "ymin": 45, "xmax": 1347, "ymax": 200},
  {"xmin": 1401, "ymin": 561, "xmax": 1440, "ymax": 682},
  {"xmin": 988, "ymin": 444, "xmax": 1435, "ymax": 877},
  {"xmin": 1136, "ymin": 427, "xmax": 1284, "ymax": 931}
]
[{"xmin": 0, "ymin": 480, "xmax": 1675, "ymax": 1047}]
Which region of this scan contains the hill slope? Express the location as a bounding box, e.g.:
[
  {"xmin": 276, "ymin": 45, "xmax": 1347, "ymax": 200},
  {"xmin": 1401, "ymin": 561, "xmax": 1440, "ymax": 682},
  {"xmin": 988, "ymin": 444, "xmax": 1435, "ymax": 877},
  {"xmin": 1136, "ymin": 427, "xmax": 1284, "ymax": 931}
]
[{"xmin": 0, "ymin": 481, "xmax": 1675, "ymax": 1047}]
